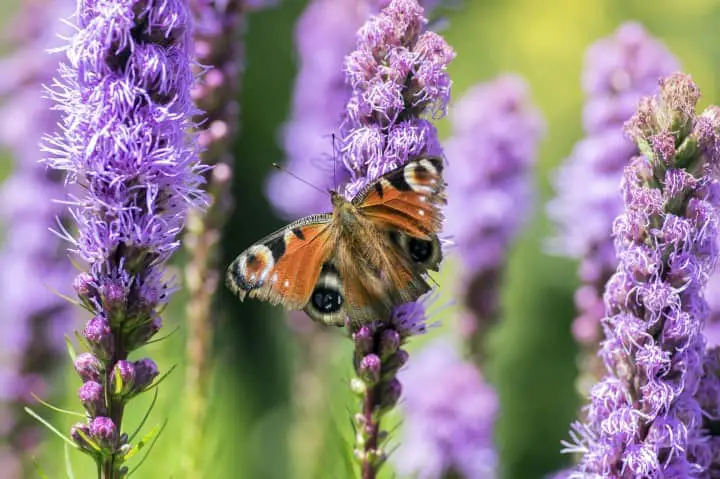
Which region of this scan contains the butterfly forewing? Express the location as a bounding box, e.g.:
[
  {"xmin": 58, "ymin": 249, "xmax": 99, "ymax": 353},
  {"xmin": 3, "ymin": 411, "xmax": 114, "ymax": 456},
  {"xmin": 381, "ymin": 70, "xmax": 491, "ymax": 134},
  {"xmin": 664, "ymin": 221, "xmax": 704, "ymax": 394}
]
[
  {"xmin": 226, "ymin": 215, "xmax": 333, "ymax": 310},
  {"xmin": 353, "ymin": 156, "xmax": 446, "ymax": 238}
]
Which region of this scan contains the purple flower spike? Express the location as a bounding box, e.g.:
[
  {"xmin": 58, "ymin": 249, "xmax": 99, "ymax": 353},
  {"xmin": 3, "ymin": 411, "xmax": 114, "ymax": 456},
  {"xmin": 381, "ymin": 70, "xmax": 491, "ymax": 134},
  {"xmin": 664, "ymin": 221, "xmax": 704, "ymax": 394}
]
[
  {"xmin": 393, "ymin": 339, "xmax": 498, "ymax": 479},
  {"xmin": 266, "ymin": 0, "xmax": 442, "ymax": 219},
  {"xmin": 335, "ymin": 3, "xmax": 453, "ymax": 477},
  {"xmin": 548, "ymin": 23, "xmax": 679, "ymax": 388},
  {"xmin": 444, "ymin": 74, "xmax": 544, "ymax": 359},
  {"xmin": 563, "ymin": 74, "xmax": 720, "ymax": 477},
  {"xmin": 43, "ymin": 0, "xmax": 205, "ymax": 473}
]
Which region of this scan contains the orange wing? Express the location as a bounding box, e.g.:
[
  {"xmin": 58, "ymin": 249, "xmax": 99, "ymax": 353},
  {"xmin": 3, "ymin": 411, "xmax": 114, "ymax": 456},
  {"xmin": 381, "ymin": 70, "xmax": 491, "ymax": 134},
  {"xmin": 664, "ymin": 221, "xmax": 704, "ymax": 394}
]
[
  {"xmin": 226, "ymin": 215, "xmax": 334, "ymax": 310},
  {"xmin": 353, "ymin": 157, "xmax": 446, "ymax": 238}
]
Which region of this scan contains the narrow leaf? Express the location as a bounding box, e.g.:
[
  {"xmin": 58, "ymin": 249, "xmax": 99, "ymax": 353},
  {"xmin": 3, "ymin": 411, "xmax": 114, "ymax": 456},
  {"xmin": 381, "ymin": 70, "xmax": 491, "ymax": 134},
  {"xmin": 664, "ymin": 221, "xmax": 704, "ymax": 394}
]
[
  {"xmin": 127, "ymin": 421, "xmax": 167, "ymax": 477},
  {"xmin": 24, "ymin": 407, "xmax": 79, "ymax": 450},
  {"xmin": 123, "ymin": 422, "xmax": 162, "ymax": 462},
  {"xmin": 143, "ymin": 364, "xmax": 176, "ymax": 392},
  {"xmin": 64, "ymin": 443, "xmax": 76, "ymax": 479},
  {"xmin": 129, "ymin": 388, "xmax": 159, "ymax": 443},
  {"xmin": 65, "ymin": 336, "xmax": 77, "ymax": 362},
  {"xmin": 31, "ymin": 393, "xmax": 85, "ymax": 418},
  {"xmin": 144, "ymin": 325, "xmax": 179, "ymax": 345},
  {"xmin": 31, "ymin": 458, "xmax": 50, "ymax": 479}
]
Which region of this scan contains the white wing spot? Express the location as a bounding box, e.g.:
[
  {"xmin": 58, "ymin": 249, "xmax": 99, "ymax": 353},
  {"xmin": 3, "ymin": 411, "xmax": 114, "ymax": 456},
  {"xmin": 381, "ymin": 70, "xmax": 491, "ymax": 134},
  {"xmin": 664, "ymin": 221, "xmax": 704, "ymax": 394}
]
[
  {"xmin": 419, "ymin": 158, "xmax": 438, "ymax": 175},
  {"xmin": 418, "ymin": 209, "xmax": 425, "ymax": 216},
  {"xmin": 271, "ymin": 273, "xmax": 278, "ymax": 283},
  {"xmin": 284, "ymin": 280, "xmax": 290, "ymax": 288},
  {"xmin": 419, "ymin": 196, "xmax": 428, "ymax": 202}
]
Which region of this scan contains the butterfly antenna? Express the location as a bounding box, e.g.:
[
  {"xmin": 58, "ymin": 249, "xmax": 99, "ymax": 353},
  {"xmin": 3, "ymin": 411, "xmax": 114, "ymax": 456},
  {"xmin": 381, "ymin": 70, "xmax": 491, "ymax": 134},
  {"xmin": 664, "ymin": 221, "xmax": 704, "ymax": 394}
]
[
  {"xmin": 272, "ymin": 163, "xmax": 326, "ymax": 194},
  {"xmin": 331, "ymin": 132, "xmax": 338, "ymax": 190}
]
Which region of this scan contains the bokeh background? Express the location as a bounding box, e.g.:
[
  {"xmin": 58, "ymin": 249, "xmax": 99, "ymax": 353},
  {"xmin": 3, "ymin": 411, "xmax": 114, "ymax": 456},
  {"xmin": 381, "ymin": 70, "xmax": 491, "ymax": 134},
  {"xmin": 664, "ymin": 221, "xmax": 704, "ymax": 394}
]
[{"xmin": 1, "ymin": 0, "xmax": 720, "ymax": 478}]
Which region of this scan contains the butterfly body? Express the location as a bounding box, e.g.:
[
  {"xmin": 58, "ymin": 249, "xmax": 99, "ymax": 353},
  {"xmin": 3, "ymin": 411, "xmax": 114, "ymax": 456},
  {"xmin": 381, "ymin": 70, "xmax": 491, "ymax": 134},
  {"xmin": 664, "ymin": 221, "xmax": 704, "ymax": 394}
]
[{"xmin": 227, "ymin": 157, "xmax": 446, "ymax": 326}]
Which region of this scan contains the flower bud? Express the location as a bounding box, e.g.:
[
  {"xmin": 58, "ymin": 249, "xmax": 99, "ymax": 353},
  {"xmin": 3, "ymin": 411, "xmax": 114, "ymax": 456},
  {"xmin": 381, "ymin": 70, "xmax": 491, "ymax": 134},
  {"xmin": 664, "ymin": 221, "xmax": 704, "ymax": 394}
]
[
  {"xmin": 358, "ymin": 354, "xmax": 382, "ymax": 386},
  {"xmin": 89, "ymin": 416, "xmax": 118, "ymax": 450},
  {"xmin": 133, "ymin": 358, "xmax": 159, "ymax": 391},
  {"xmin": 74, "ymin": 353, "xmax": 103, "ymax": 382},
  {"xmin": 78, "ymin": 381, "xmax": 106, "ymax": 416},
  {"xmin": 83, "ymin": 316, "xmax": 114, "ymax": 360},
  {"xmin": 379, "ymin": 329, "xmax": 400, "ymax": 358},
  {"xmin": 111, "ymin": 360, "xmax": 136, "ymax": 397}
]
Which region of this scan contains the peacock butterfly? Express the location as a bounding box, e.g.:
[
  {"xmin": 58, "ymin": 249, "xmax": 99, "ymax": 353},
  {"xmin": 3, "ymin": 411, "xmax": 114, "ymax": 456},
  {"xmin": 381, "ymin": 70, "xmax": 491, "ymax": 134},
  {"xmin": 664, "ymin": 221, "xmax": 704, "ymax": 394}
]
[{"xmin": 226, "ymin": 156, "xmax": 446, "ymax": 326}]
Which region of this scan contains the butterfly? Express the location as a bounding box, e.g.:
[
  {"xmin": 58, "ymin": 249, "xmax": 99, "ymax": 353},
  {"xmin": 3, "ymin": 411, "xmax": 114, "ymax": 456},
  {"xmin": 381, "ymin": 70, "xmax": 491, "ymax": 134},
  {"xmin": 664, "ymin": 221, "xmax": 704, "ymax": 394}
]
[{"xmin": 226, "ymin": 156, "xmax": 446, "ymax": 326}]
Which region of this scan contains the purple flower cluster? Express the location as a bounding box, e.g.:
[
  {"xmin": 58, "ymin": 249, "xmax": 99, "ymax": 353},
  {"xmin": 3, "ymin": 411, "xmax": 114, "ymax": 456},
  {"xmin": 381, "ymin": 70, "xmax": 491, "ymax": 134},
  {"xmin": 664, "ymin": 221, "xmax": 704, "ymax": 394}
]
[
  {"xmin": 42, "ymin": 0, "xmax": 206, "ymax": 473},
  {"xmin": 266, "ymin": 0, "xmax": 441, "ymax": 219},
  {"xmin": 444, "ymin": 74, "xmax": 544, "ymax": 350},
  {"xmin": 0, "ymin": 0, "xmax": 74, "ymax": 473},
  {"xmin": 564, "ymin": 74, "xmax": 720, "ymax": 476},
  {"xmin": 337, "ymin": 1, "xmax": 453, "ymax": 477},
  {"xmin": 393, "ymin": 339, "xmax": 498, "ymax": 479},
  {"xmin": 548, "ymin": 23, "xmax": 679, "ymax": 357}
]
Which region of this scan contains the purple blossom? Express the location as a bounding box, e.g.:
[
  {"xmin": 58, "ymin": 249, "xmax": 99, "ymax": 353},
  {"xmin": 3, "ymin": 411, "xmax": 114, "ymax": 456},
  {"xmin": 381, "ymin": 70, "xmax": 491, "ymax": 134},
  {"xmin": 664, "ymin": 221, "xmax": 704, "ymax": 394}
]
[
  {"xmin": 0, "ymin": 0, "xmax": 75, "ymax": 471},
  {"xmin": 393, "ymin": 339, "xmax": 498, "ymax": 479},
  {"xmin": 42, "ymin": 0, "xmax": 206, "ymax": 473},
  {"xmin": 444, "ymin": 74, "xmax": 544, "ymax": 354},
  {"xmin": 266, "ymin": 0, "xmax": 443, "ymax": 219},
  {"xmin": 335, "ymin": 2, "xmax": 453, "ymax": 476},
  {"xmin": 563, "ymin": 74, "xmax": 720, "ymax": 477},
  {"xmin": 547, "ymin": 23, "xmax": 679, "ymax": 385}
]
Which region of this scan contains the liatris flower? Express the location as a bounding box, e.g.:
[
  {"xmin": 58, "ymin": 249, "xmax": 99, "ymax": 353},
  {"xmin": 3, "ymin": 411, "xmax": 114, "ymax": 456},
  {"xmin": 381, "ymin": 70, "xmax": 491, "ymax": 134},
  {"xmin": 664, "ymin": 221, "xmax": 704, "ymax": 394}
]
[
  {"xmin": 444, "ymin": 74, "xmax": 544, "ymax": 359},
  {"xmin": 548, "ymin": 23, "xmax": 679, "ymax": 387},
  {"xmin": 42, "ymin": 0, "xmax": 206, "ymax": 475},
  {"xmin": 338, "ymin": 1, "xmax": 453, "ymax": 477},
  {"xmin": 265, "ymin": 0, "xmax": 372, "ymax": 218},
  {"xmin": 694, "ymin": 347, "xmax": 720, "ymax": 477},
  {"xmin": 0, "ymin": 0, "xmax": 74, "ymax": 474},
  {"xmin": 267, "ymin": 0, "xmax": 442, "ymax": 219},
  {"xmin": 393, "ymin": 339, "xmax": 498, "ymax": 479},
  {"xmin": 563, "ymin": 74, "xmax": 720, "ymax": 476}
]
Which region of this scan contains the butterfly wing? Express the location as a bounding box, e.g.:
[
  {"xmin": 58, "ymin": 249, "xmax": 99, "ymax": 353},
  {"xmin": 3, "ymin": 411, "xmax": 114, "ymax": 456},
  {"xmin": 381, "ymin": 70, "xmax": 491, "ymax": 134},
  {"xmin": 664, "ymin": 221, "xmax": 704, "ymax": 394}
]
[
  {"xmin": 226, "ymin": 214, "xmax": 334, "ymax": 310},
  {"xmin": 337, "ymin": 157, "xmax": 446, "ymax": 323},
  {"xmin": 352, "ymin": 156, "xmax": 446, "ymax": 239}
]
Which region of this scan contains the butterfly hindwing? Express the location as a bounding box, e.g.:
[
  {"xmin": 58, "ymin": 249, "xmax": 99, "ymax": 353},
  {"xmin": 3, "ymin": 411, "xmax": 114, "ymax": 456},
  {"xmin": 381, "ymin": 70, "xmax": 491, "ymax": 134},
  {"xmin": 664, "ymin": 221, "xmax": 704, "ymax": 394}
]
[
  {"xmin": 332, "ymin": 157, "xmax": 446, "ymax": 323},
  {"xmin": 226, "ymin": 215, "xmax": 333, "ymax": 310}
]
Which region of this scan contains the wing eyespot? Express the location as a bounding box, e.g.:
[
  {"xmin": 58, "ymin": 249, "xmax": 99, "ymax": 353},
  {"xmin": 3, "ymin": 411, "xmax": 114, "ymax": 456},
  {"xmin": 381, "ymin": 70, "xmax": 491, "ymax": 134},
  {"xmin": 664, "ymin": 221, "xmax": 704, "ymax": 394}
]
[
  {"xmin": 304, "ymin": 264, "xmax": 346, "ymax": 327},
  {"xmin": 390, "ymin": 232, "xmax": 442, "ymax": 271}
]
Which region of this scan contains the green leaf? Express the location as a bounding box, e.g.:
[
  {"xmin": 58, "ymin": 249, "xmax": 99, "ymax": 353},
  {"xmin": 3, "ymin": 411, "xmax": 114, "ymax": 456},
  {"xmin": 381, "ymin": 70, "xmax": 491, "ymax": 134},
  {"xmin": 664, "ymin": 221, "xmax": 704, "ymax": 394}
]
[
  {"xmin": 125, "ymin": 420, "xmax": 168, "ymax": 477},
  {"xmin": 31, "ymin": 458, "xmax": 50, "ymax": 479},
  {"xmin": 123, "ymin": 422, "xmax": 161, "ymax": 462},
  {"xmin": 65, "ymin": 336, "xmax": 77, "ymax": 362},
  {"xmin": 128, "ymin": 388, "xmax": 159, "ymax": 443},
  {"xmin": 24, "ymin": 407, "xmax": 80, "ymax": 450},
  {"xmin": 142, "ymin": 364, "xmax": 176, "ymax": 393},
  {"xmin": 31, "ymin": 393, "xmax": 85, "ymax": 418},
  {"xmin": 143, "ymin": 325, "xmax": 179, "ymax": 346},
  {"xmin": 64, "ymin": 443, "xmax": 76, "ymax": 479},
  {"xmin": 113, "ymin": 364, "xmax": 124, "ymax": 395},
  {"xmin": 49, "ymin": 286, "xmax": 83, "ymax": 308}
]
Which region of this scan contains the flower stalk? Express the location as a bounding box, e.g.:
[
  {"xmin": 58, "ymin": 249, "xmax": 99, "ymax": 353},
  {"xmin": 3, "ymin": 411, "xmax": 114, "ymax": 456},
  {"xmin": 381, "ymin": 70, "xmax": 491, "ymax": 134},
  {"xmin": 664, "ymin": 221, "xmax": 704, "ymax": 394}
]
[
  {"xmin": 183, "ymin": 0, "xmax": 251, "ymax": 475},
  {"xmin": 42, "ymin": 0, "xmax": 206, "ymax": 476},
  {"xmin": 337, "ymin": 2, "xmax": 454, "ymax": 476}
]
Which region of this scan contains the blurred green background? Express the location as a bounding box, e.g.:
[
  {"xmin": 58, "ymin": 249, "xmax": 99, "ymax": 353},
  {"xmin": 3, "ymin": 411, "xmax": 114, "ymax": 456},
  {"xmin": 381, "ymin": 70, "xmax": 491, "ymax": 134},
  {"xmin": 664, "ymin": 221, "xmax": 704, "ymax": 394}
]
[{"xmin": 3, "ymin": 0, "xmax": 720, "ymax": 478}]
